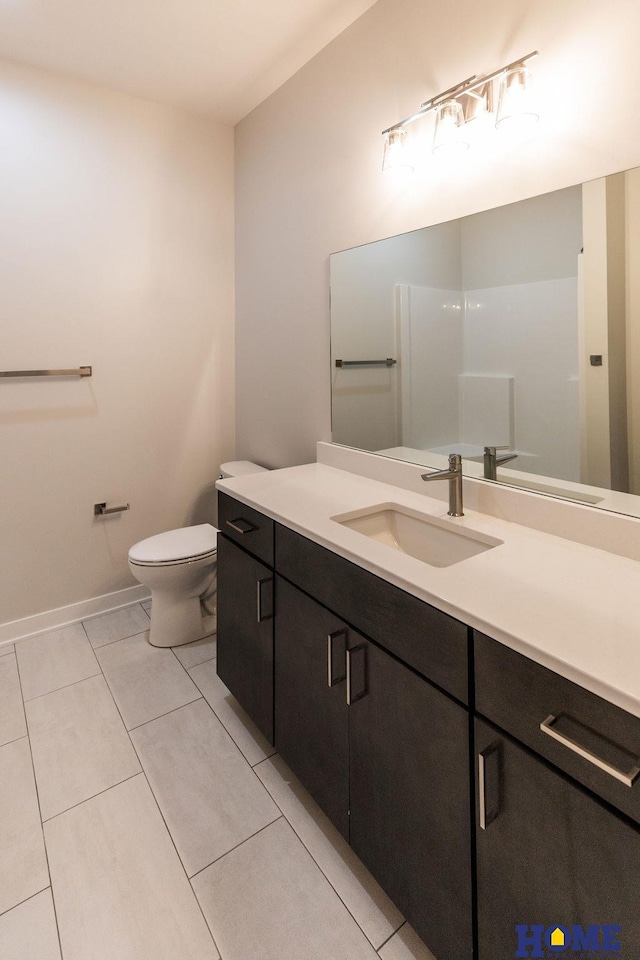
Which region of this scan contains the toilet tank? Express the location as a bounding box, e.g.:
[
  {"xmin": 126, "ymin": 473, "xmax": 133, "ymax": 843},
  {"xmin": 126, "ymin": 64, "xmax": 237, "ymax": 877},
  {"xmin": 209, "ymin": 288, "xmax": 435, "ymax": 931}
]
[{"xmin": 219, "ymin": 461, "xmax": 269, "ymax": 479}]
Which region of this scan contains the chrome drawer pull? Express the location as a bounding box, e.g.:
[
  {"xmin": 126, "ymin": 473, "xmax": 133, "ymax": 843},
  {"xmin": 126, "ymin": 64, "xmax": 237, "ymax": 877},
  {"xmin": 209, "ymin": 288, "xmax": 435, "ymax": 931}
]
[
  {"xmin": 478, "ymin": 751, "xmax": 487, "ymax": 831},
  {"xmin": 540, "ymin": 714, "xmax": 640, "ymax": 788},
  {"xmin": 327, "ymin": 630, "xmax": 347, "ymax": 687},
  {"xmin": 226, "ymin": 518, "xmax": 257, "ymax": 535},
  {"xmin": 478, "ymin": 742, "xmax": 500, "ymax": 830},
  {"xmin": 256, "ymin": 577, "xmax": 273, "ymax": 623},
  {"xmin": 346, "ymin": 644, "xmax": 367, "ymax": 705}
]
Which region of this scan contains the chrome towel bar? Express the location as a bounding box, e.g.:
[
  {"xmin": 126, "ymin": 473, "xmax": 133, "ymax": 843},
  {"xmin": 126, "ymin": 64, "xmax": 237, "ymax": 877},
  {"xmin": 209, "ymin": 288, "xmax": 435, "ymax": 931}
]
[
  {"xmin": 0, "ymin": 366, "xmax": 92, "ymax": 378},
  {"xmin": 335, "ymin": 358, "xmax": 396, "ymax": 367}
]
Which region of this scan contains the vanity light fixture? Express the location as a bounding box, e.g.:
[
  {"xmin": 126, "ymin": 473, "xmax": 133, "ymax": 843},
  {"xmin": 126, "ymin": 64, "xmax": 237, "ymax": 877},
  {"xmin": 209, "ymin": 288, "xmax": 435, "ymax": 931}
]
[{"xmin": 381, "ymin": 50, "xmax": 539, "ymax": 174}]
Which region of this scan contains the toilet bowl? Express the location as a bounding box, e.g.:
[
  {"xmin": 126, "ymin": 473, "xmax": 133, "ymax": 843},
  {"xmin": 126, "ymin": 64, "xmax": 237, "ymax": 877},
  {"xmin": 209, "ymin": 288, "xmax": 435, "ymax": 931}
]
[
  {"xmin": 128, "ymin": 524, "xmax": 218, "ymax": 647},
  {"xmin": 128, "ymin": 461, "xmax": 268, "ymax": 647}
]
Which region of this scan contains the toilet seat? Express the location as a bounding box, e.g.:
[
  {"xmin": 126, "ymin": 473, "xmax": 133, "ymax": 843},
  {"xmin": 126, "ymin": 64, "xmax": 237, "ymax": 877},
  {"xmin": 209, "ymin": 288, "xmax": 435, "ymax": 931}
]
[{"xmin": 128, "ymin": 523, "xmax": 218, "ymax": 567}]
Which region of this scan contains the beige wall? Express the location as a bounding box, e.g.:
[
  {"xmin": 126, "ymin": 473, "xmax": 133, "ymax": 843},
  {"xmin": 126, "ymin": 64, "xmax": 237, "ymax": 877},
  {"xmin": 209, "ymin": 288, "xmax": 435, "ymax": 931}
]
[
  {"xmin": 1, "ymin": 59, "xmax": 235, "ymax": 627},
  {"xmin": 627, "ymin": 168, "xmax": 640, "ymax": 494},
  {"xmin": 235, "ymin": 0, "xmax": 640, "ymax": 468}
]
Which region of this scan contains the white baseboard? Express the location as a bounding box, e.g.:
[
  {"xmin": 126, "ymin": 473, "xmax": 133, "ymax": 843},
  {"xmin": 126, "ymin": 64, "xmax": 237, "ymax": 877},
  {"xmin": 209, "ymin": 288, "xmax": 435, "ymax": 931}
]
[{"xmin": 0, "ymin": 585, "xmax": 152, "ymax": 648}]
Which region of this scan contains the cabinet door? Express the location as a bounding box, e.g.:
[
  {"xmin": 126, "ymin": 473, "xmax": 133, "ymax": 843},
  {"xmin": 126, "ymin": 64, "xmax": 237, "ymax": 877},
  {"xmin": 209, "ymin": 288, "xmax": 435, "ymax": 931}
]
[
  {"xmin": 275, "ymin": 576, "xmax": 357, "ymax": 839},
  {"xmin": 350, "ymin": 642, "xmax": 473, "ymax": 960},
  {"xmin": 475, "ymin": 717, "xmax": 640, "ymax": 959},
  {"xmin": 216, "ymin": 535, "xmax": 274, "ymax": 743}
]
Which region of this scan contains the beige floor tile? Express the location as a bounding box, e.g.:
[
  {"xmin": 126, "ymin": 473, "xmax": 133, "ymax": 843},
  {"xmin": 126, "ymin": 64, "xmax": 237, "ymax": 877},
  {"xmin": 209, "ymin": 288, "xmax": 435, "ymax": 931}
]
[
  {"xmin": 192, "ymin": 818, "xmax": 378, "ymax": 960},
  {"xmin": 16, "ymin": 623, "xmax": 100, "ymax": 701},
  {"xmin": 188, "ymin": 659, "xmax": 275, "ymax": 766},
  {"xmin": 0, "ymin": 655, "xmax": 27, "ymax": 746},
  {"xmin": 0, "ymin": 642, "xmax": 15, "ymax": 658},
  {"xmin": 44, "ymin": 775, "xmax": 219, "ymax": 960},
  {"xmin": 255, "ymin": 754, "xmax": 403, "ymax": 948},
  {"xmin": 172, "ymin": 633, "xmax": 217, "ymax": 669},
  {"xmin": 96, "ymin": 633, "xmax": 200, "ymax": 729},
  {"xmin": 131, "ymin": 699, "xmax": 279, "ymax": 876},
  {"xmin": 26, "ymin": 674, "xmax": 141, "ymax": 820},
  {"xmin": 0, "ymin": 738, "xmax": 49, "ymax": 915},
  {"xmin": 141, "ymin": 599, "xmax": 152, "ymax": 613},
  {"xmin": 82, "ymin": 605, "xmax": 151, "ymax": 648},
  {"xmin": 378, "ymin": 923, "xmax": 437, "ymax": 960},
  {"xmin": 0, "ymin": 889, "xmax": 61, "ymax": 960}
]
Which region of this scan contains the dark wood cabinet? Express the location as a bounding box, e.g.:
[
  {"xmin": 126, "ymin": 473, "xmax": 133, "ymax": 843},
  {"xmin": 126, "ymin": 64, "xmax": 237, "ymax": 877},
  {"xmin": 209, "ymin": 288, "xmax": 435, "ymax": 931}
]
[
  {"xmin": 276, "ymin": 523, "xmax": 469, "ymax": 704},
  {"xmin": 275, "ymin": 573, "xmax": 473, "ymax": 960},
  {"xmin": 350, "ymin": 639, "xmax": 473, "ymax": 960},
  {"xmin": 217, "ymin": 491, "xmax": 274, "ymax": 566},
  {"xmin": 274, "ymin": 575, "xmax": 354, "ymax": 837},
  {"xmin": 475, "ymin": 716, "xmax": 640, "ymax": 959},
  {"xmin": 475, "ymin": 630, "xmax": 640, "ymax": 827},
  {"xmin": 216, "ymin": 534, "xmax": 274, "ymax": 743},
  {"xmin": 217, "ymin": 491, "xmax": 640, "ymax": 960}
]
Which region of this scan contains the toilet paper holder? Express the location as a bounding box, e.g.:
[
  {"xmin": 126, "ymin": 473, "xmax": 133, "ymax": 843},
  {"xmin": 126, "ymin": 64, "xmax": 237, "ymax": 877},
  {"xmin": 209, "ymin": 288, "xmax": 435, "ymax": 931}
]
[{"xmin": 94, "ymin": 502, "xmax": 130, "ymax": 517}]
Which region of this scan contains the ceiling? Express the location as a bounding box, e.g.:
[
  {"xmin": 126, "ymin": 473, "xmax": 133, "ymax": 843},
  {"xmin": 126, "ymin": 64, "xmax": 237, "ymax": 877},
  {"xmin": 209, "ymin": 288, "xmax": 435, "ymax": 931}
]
[{"xmin": 0, "ymin": 0, "xmax": 378, "ymax": 125}]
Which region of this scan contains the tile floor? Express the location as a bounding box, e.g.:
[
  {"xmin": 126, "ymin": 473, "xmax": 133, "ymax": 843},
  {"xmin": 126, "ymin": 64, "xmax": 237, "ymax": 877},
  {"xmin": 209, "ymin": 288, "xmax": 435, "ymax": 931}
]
[{"xmin": 0, "ymin": 603, "xmax": 436, "ymax": 960}]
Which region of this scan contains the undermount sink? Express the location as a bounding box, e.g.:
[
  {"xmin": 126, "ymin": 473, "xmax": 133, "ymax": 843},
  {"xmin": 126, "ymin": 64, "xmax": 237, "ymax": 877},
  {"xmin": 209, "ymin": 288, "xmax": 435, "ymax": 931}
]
[{"xmin": 331, "ymin": 502, "xmax": 503, "ymax": 568}]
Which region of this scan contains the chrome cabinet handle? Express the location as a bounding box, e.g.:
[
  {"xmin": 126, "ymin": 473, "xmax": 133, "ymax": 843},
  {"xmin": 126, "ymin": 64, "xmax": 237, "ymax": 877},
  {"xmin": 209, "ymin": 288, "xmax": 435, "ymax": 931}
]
[
  {"xmin": 540, "ymin": 714, "xmax": 640, "ymax": 788},
  {"xmin": 226, "ymin": 518, "xmax": 257, "ymax": 535},
  {"xmin": 346, "ymin": 644, "xmax": 367, "ymax": 705},
  {"xmin": 327, "ymin": 630, "xmax": 347, "ymax": 687},
  {"xmin": 256, "ymin": 577, "xmax": 273, "ymax": 623},
  {"xmin": 478, "ymin": 742, "xmax": 500, "ymax": 830}
]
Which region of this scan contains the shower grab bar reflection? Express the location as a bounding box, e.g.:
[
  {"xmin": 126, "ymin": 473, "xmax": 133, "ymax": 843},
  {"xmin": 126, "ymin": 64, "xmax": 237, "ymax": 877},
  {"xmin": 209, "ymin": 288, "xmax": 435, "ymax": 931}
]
[
  {"xmin": 335, "ymin": 358, "xmax": 396, "ymax": 367},
  {"xmin": 0, "ymin": 366, "xmax": 92, "ymax": 378}
]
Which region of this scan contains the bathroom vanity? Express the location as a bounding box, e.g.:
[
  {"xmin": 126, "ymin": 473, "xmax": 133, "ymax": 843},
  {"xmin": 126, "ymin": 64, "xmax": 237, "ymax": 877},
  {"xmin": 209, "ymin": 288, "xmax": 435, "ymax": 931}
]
[{"xmin": 216, "ymin": 456, "xmax": 640, "ymax": 960}]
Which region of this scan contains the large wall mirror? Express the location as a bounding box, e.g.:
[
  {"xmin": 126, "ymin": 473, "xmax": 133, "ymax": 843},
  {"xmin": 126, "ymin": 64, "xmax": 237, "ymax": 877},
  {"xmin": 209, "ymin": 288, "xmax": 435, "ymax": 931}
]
[{"xmin": 330, "ymin": 167, "xmax": 640, "ymax": 519}]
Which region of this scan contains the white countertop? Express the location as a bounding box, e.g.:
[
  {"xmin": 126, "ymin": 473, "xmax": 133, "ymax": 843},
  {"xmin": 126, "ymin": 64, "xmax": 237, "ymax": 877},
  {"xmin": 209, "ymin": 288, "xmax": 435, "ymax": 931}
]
[{"xmin": 217, "ymin": 462, "xmax": 640, "ymax": 719}]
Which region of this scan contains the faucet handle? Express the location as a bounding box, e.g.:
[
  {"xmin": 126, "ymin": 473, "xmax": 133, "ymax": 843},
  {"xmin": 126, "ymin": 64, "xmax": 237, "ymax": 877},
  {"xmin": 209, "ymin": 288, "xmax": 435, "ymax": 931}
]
[{"xmin": 484, "ymin": 445, "xmax": 509, "ymax": 454}]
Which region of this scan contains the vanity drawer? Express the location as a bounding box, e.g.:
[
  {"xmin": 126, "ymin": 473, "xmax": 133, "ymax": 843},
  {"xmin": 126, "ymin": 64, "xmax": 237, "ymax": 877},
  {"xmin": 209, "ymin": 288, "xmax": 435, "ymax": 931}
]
[
  {"xmin": 218, "ymin": 492, "xmax": 274, "ymax": 566},
  {"xmin": 474, "ymin": 631, "xmax": 640, "ymax": 825},
  {"xmin": 276, "ymin": 524, "xmax": 469, "ymax": 704}
]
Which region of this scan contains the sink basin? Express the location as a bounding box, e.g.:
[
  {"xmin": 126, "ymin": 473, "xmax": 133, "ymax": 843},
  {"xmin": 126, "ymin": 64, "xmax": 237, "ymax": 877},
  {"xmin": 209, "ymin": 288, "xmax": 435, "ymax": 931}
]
[{"xmin": 331, "ymin": 502, "xmax": 502, "ymax": 568}]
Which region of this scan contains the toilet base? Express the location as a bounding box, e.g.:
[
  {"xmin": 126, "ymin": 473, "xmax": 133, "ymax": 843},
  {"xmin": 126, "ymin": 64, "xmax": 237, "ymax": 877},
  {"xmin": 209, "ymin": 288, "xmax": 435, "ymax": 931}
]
[{"xmin": 147, "ymin": 594, "xmax": 214, "ymax": 647}]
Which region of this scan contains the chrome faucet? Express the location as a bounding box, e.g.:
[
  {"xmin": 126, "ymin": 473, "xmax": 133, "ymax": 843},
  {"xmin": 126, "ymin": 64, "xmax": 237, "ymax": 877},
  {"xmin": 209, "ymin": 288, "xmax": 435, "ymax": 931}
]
[
  {"xmin": 421, "ymin": 453, "xmax": 464, "ymax": 517},
  {"xmin": 483, "ymin": 445, "xmax": 518, "ymax": 481}
]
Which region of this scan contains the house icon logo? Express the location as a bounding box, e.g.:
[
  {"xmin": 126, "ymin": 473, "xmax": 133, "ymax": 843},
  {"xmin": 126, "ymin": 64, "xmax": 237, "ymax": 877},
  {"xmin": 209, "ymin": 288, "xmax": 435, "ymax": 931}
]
[{"xmin": 514, "ymin": 924, "xmax": 622, "ymax": 957}]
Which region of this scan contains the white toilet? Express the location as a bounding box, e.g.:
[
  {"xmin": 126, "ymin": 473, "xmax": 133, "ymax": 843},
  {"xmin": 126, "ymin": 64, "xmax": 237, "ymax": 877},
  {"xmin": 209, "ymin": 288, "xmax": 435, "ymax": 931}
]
[{"xmin": 128, "ymin": 461, "xmax": 267, "ymax": 647}]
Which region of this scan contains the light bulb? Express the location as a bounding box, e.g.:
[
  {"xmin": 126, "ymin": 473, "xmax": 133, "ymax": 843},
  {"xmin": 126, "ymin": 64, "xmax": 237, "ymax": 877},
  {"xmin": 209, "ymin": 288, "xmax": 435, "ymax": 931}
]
[
  {"xmin": 432, "ymin": 99, "xmax": 469, "ymax": 159},
  {"xmin": 496, "ymin": 65, "xmax": 538, "ymax": 135},
  {"xmin": 382, "ymin": 129, "xmax": 414, "ymax": 177}
]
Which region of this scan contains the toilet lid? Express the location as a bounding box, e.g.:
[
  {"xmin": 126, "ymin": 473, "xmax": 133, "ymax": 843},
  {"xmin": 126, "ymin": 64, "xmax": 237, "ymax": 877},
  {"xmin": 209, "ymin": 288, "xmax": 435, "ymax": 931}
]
[{"xmin": 129, "ymin": 523, "xmax": 218, "ymax": 564}]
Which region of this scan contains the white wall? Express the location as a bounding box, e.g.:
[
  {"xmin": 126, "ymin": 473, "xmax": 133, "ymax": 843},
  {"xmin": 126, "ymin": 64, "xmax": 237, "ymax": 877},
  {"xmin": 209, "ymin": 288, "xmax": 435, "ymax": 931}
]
[
  {"xmin": 0, "ymin": 59, "xmax": 235, "ymax": 627},
  {"xmin": 460, "ymin": 186, "xmax": 582, "ymax": 289},
  {"xmin": 235, "ymin": 0, "xmax": 640, "ymax": 468}
]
